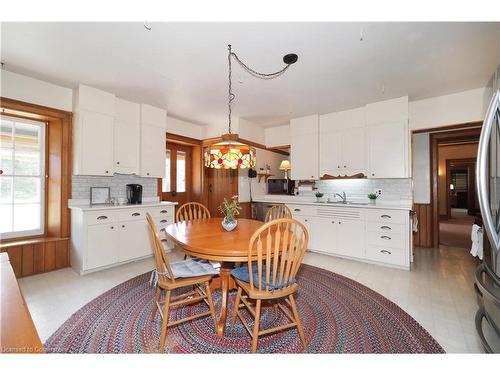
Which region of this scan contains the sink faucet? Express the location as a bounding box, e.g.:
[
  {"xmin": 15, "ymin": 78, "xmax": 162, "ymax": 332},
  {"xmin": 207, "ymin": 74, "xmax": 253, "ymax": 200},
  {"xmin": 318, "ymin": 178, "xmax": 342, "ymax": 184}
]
[{"xmin": 335, "ymin": 191, "xmax": 347, "ymax": 203}]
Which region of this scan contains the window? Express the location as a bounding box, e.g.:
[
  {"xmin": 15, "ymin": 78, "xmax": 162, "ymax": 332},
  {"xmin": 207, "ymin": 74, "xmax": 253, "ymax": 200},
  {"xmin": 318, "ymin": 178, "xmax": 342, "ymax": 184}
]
[
  {"xmin": 161, "ymin": 144, "xmax": 191, "ymax": 200},
  {"xmin": 0, "ymin": 116, "xmax": 46, "ymax": 239}
]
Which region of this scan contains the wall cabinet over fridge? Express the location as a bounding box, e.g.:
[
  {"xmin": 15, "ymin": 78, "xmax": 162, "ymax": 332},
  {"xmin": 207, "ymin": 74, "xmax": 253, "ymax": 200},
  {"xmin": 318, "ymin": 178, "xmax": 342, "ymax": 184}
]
[{"xmin": 140, "ymin": 104, "xmax": 167, "ymax": 178}]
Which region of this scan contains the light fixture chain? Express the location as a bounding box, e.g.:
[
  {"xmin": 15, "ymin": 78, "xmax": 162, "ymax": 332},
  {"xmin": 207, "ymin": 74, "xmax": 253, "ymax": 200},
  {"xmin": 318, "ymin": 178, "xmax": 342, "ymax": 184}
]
[
  {"xmin": 230, "ymin": 51, "xmax": 291, "ymax": 80},
  {"xmin": 228, "ymin": 45, "xmax": 235, "ymax": 134}
]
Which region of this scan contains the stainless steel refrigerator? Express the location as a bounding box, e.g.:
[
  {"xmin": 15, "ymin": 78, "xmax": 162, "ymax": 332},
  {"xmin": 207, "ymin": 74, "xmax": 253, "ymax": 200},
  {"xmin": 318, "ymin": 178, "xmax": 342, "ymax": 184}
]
[{"xmin": 475, "ymin": 65, "xmax": 500, "ymax": 353}]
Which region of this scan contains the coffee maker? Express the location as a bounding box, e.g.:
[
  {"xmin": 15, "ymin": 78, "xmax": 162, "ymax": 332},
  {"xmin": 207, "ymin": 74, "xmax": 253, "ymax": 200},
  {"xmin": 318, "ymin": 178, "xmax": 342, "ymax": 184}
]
[{"xmin": 126, "ymin": 184, "xmax": 143, "ymax": 204}]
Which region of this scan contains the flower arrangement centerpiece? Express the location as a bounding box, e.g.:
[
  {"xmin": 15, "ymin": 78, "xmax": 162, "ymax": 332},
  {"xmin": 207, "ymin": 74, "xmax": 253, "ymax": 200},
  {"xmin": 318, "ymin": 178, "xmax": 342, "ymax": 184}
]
[{"xmin": 218, "ymin": 195, "xmax": 242, "ymax": 231}]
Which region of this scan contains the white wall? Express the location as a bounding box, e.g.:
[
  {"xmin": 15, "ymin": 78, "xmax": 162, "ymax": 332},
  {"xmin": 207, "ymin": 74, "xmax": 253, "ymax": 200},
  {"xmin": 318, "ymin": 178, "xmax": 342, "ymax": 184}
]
[
  {"xmin": 409, "ymin": 88, "xmax": 487, "ymax": 130},
  {"xmin": 412, "ymin": 133, "xmax": 430, "ymax": 204},
  {"xmin": 1, "ymin": 70, "xmax": 73, "ymax": 111},
  {"xmin": 265, "ymin": 124, "xmax": 290, "ymax": 147},
  {"xmin": 166, "ymin": 116, "xmax": 204, "ymax": 140},
  {"xmin": 238, "ymin": 118, "xmax": 265, "ymax": 144},
  {"xmin": 238, "ymin": 148, "xmax": 288, "ymax": 202}
]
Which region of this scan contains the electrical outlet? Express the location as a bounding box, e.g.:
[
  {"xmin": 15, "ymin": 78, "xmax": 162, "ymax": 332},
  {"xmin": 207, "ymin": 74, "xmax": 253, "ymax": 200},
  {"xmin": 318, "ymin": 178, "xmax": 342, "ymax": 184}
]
[{"xmin": 377, "ymin": 189, "xmax": 382, "ymax": 195}]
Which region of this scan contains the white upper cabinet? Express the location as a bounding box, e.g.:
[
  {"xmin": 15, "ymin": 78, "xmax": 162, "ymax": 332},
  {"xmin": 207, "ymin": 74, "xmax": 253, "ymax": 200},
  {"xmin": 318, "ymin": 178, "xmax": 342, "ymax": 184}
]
[
  {"xmin": 290, "ymin": 115, "xmax": 319, "ymax": 180},
  {"xmin": 265, "ymin": 124, "xmax": 291, "ymax": 148},
  {"xmin": 319, "ymin": 107, "xmax": 366, "ymax": 177},
  {"xmin": 365, "ymin": 97, "xmax": 409, "ymax": 178},
  {"xmin": 140, "ymin": 104, "xmax": 167, "ymax": 178},
  {"xmin": 114, "ymin": 98, "xmax": 140, "ymax": 174},
  {"xmin": 73, "ymin": 85, "xmax": 116, "ymax": 176}
]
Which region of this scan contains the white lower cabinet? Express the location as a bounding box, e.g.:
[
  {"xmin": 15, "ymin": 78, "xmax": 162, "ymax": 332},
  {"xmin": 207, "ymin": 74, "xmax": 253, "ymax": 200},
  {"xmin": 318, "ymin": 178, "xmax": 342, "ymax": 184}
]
[
  {"xmin": 70, "ymin": 203, "xmax": 176, "ymax": 274},
  {"xmin": 87, "ymin": 224, "xmax": 119, "ymax": 269},
  {"xmin": 288, "ymin": 203, "xmax": 410, "ymax": 269}
]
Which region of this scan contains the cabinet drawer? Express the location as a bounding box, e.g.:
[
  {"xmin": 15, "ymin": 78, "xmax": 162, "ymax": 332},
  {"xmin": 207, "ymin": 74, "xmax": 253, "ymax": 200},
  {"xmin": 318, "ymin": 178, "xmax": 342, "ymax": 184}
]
[
  {"xmin": 366, "ymin": 230, "xmax": 405, "ymax": 249},
  {"xmin": 365, "ymin": 245, "xmax": 407, "ymax": 267},
  {"xmin": 147, "ymin": 206, "xmax": 174, "ymax": 219},
  {"xmin": 286, "ymin": 204, "xmax": 315, "ymax": 217},
  {"xmin": 118, "ymin": 208, "xmax": 149, "ymax": 222},
  {"xmin": 86, "ymin": 210, "xmax": 118, "ymax": 225},
  {"xmin": 366, "ymin": 222, "xmax": 404, "ymax": 234},
  {"xmin": 365, "ymin": 209, "xmax": 407, "ymax": 225}
]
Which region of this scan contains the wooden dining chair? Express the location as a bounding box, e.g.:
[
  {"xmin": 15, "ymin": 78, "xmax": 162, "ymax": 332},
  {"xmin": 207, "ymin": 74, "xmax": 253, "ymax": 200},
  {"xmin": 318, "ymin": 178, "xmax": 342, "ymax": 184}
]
[
  {"xmin": 146, "ymin": 213, "xmax": 217, "ymax": 351},
  {"xmin": 264, "ymin": 204, "xmax": 292, "ymax": 222},
  {"xmin": 230, "ymin": 218, "xmax": 309, "ymax": 353},
  {"xmin": 176, "ymin": 202, "xmax": 211, "ymax": 222}
]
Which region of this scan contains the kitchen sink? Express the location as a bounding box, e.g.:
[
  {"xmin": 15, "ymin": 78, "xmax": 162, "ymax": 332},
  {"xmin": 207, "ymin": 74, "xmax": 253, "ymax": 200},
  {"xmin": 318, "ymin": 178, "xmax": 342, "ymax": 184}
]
[{"xmin": 322, "ymin": 201, "xmax": 370, "ymax": 206}]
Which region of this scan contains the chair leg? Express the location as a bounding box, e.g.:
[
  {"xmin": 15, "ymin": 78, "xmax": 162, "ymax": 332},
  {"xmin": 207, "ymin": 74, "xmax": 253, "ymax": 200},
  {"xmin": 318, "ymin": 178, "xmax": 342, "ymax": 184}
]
[
  {"xmin": 231, "ymin": 287, "xmax": 243, "ymax": 326},
  {"xmin": 273, "ymin": 301, "xmax": 279, "ymax": 317},
  {"xmin": 151, "ymin": 287, "xmax": 161, "ymax": 320},
  {"xmin": 288, "ymin": 294, "xmax": 307, "ymax": 350},
  {"xmin": 159, "ymin": 290, "xmax": 172, "ymax": 351},
  {"xmin": 251, "ymin": 299, "xmax": 262, "ymax": 353},
  {"xmin": 204, "ymin": 281, "xmax": 217, "ymax": 330}
]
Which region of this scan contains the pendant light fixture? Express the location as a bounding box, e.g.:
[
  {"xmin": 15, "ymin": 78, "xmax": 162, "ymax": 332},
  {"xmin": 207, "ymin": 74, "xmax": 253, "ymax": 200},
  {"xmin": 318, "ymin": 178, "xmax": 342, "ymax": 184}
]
[{"xmin": 204, "ymin": 45, "xmax": 298, "ymax": 169}]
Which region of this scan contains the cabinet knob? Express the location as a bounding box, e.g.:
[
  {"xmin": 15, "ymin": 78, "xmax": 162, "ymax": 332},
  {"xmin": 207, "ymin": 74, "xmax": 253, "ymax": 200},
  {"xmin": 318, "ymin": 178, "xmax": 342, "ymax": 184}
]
[
  {"xmin": 343, "ymin": 165, "xmax": 346, "ymax": 168},
  {"xmin": 110, "ymin": 226, "xmax": 114, "ymax": 229},
  {"xmin": 380, "ymin": 250, "xmax": 392, "ymax": 255},
  {"xmin": 381, "ymin": 225, "xmax": 392, "ymax": 230},
  {"xmin": 331, "ymin": 221, "xmax": 335, "ymax": 224},
  {"xmin": 105, "ymin": 170, "xmax": 109, "ymax": 174},
  {"xmin": 122, "ymin": 225, "xmax": 125, "ymax": 228},
  {"xmin": 371, "ymin": 173, "xmax": 375, "ymax": 176},
  {"xmin": 132, "ymin": 212, "xmax": 141, "ymax": 216},
  {"xmin": 304, "ymin": 219, "xmax": 308, "ymax": 222},
  {"xmin": 337, "ymin": 165, "xmax": 340, "ymax": 168},
  {"xmin": 116, "ymin": 161, "xmax": 120, "ymax": 165},
  {"xmin": 381, "ymin": 214, "xmax": 392, "ymax": 219},
  {"xmin": 160, "ymin": 210, "xmax": 168, "ymax": 214},
  {"xmin": 160, "ymin": 219, "xmax": 168, "ymax": 223},
  {"xmin": 294, "ymin": 209, "xmax": 301, "ymax": 212},
  {"xmin": 338, "ymin": 221, "xmax": 342, "ymax": 224},
  {"xmin": 381, "ymin": 235, "xmax": 391, "ymax": 240},
  {"xmin": 97, "ymin": 215, "xmax": 108, "ymax": 220},
  {"xmin": 147, "ymin": 172, "xmax": 150, "ymax": 176}
]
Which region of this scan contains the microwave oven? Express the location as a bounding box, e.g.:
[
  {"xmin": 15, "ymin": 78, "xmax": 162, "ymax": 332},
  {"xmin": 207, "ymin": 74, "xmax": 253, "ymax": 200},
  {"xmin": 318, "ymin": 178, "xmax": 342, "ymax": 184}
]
[{"xmin": 267, "ymin": 179, "xmax": 295, "ymax": 195}]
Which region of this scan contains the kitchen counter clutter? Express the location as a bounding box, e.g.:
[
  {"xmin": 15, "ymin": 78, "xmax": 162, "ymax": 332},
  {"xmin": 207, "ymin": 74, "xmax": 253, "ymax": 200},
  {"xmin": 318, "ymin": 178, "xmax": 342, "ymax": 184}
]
[
  {"xmin": 253, "ymin": 195, "xmax": 412, "ymax": 270},
  {"xmin": 69, "ymin": 200, "xmax": 177, "ymax": 274}
]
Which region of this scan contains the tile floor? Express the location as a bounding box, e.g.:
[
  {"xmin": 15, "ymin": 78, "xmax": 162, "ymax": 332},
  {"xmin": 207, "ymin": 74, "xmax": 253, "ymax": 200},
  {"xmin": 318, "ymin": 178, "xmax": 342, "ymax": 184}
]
[{"xmin": 18, "ymin": 245, "xmax": 483, "ymax": 353}]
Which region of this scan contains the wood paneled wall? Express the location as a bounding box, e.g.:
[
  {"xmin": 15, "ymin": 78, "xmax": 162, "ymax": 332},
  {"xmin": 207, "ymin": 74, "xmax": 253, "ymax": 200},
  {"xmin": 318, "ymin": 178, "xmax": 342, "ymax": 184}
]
[
  {"xmin": 413, "ymin": 204, "xmax": 432, "ymax": 248},
  {"xmin": 0, "ymin": 238, "xmax": 70, "ymax": 278}
]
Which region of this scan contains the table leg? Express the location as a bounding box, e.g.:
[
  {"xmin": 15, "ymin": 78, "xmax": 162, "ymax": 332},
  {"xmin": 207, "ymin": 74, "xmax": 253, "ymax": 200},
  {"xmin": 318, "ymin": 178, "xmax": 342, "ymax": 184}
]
[{"xmin": 210, "ymin": 262, "xmax": 235, "ymax": 337}]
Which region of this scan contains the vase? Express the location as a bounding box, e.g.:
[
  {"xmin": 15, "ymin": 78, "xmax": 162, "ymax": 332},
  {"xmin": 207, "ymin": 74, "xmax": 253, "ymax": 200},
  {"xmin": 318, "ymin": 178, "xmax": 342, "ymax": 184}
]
[
  {"xmin": 369, "ymin": 198, "xmax": 377, "ymax": 204},
  {"xmin": 222, "ymin": 218, "xmax": 237, "ymax": 232}
]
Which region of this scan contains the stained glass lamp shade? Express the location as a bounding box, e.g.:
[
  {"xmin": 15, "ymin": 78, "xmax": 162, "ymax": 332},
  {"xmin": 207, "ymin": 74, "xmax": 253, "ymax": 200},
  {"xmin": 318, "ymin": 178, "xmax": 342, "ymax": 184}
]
[{"xmin": 204, "ymin": 134, "xmax": 256, "ymax": 169}]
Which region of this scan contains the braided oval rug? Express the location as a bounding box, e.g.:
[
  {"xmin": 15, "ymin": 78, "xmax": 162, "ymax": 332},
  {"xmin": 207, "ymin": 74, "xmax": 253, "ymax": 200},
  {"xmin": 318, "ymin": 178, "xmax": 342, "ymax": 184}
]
[{"xmin": 44, "ymin": 264, "xmax": 444, "ymax": 353}]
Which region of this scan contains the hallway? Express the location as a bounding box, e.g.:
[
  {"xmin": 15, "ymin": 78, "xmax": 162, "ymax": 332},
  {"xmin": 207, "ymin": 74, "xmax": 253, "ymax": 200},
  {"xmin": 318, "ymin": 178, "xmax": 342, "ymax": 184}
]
[{"xmin": 439, "ymin": 208, "xmax": 475, "ymax": 249}]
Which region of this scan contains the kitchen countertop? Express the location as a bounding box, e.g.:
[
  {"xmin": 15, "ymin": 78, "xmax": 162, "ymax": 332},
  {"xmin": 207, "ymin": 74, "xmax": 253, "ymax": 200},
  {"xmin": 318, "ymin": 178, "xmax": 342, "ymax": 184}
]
[
  {"xmin": 69, "ymin": 201, "xmax": 177, "ymax": 211},
  {"xmin": 251, "ymin": 195, "xmax": 412, "ymax": 211}
]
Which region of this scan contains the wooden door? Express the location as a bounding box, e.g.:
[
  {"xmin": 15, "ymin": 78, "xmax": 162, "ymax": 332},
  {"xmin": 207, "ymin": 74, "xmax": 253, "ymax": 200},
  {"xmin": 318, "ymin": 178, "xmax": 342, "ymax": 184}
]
[
  {"xmin": 161, "ymin": 143, "xmax": 192, "ymax": 207},
  {"xmin": 207, "ymin": 168, "xmax": 238, "ymax": 218}
]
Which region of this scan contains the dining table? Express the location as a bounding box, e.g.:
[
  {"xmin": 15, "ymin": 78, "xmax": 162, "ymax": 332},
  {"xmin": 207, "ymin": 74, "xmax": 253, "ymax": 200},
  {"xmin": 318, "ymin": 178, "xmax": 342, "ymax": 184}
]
[{"xmin": 164, "ymin": 217, "xmax": 264, "ymax": 337}]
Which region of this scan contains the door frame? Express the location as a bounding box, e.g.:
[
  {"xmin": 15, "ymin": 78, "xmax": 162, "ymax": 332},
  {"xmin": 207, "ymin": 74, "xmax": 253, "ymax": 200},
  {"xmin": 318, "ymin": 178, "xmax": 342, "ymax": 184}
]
[
  {"xmin": 445, "ymin": 157, "xmax": 477, "ymax": 218},
  {"xmin": 157, "ymin": 132, "xmax": 203, "ymax": 208},
  {"xmin": 429, "ymin": 126, "xmax": 482, "ymax": 247}
]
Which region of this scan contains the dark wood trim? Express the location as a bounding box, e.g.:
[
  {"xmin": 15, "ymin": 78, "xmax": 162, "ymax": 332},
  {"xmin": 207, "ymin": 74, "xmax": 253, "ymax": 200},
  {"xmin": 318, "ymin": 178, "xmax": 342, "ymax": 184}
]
[
  {"xmin": 202, "ymin": 135, "xmax": 289, "ymax": 156},
  {"xmin": 429, "ymin": 127, "xmax": 481, "ymax": 247},
  {"xmin": 412, "ymin": 121, "xmax": 483, "ymax": 134},
  {"xmin": 1, "ymin": 97, "xmax": 72, "ymax": 275},
  {"xmin": 166, "ymin": 132, "xmax": 202, "ymax": 146},
  {"xmin": 413, "ymin": 203, "xmax": 432, "ymax": 247}
]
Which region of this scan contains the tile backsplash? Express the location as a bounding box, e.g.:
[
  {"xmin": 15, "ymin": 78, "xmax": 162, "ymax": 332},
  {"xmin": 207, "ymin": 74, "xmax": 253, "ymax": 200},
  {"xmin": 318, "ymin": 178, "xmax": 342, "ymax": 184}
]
[
  {"xmin": 72, "ymin": 174, "xmax": 158, "ymax": 201},
  {"xmin": 314, "ymin": 178, "xmax": 412, "ymax": 202}
]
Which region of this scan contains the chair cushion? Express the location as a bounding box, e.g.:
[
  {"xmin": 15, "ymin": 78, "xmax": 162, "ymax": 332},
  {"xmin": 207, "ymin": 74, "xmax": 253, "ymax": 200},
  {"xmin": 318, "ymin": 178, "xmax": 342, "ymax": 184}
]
[
  {"xmin": 170, "ymin": 259, "xmax": 219, "ymax": 278},
  {"xmin": 231, "ymin": 264, "xmax": 296, "ymax": 291}
]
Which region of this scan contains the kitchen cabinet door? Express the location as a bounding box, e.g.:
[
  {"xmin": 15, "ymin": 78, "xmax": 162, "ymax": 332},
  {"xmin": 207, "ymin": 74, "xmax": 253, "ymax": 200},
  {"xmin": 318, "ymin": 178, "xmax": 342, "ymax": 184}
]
[
  {"xmin": 75, "ymin": 110, "xmax": 114, "ymax": 176},
  {"xmin": 118, "ymin": 220, "xmax": 152, "ymax": 262},
  {"xmin": 341, "ymin": 126, "xmax": 366, "ymax": 175},
  {"xmin": 86, "ymin": 224, "xmax": 119, "ymax": 269},
  {"xmin": 308, "ymin": 216, "xmax": 337, "ymax": 253},
  {"xmin": 140, "ymin": 124, "xmax": 166, "ymax": 178},
  {"xmin": 335, "ymin": 219, "xmax": 365, "ymax": 259},
  {"xmin": 114, "ymin": 121, "xmax": 139, "ymax": 174},
  {"xmin": 319, "ymin": 129, "xmax": 342, "ymax": 177},
  {"xmin": 367, "ymin": 121, "xmax": 408, "ymax": 178},
  {"xmin": 290, "ymin": 115, "xmax": 319, "ymax": 180}
]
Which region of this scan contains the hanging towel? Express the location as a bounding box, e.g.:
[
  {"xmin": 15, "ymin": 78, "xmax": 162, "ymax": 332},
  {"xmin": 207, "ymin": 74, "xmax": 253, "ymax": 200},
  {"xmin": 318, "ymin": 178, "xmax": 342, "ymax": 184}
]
[
  {"xmin": 412, "ymin": 215, "xmax": 419, "ymax": 233},
  {"xmin": 470, "ymin": 224, "xmax": 483, "ymax": 260}
]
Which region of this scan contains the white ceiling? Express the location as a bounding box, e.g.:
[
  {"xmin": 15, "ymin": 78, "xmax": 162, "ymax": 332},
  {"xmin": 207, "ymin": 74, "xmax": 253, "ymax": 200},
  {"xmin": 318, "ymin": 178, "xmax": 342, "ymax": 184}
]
[{"xmin": 1, "ymin": 22, "xmax": 499, "ymax": 127}]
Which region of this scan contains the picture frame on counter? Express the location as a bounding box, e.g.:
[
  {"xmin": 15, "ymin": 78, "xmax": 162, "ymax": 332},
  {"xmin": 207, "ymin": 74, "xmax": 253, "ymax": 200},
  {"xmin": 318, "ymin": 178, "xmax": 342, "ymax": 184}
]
[{"xmin": 90, "ymin": 187, "xmax": 110, "ymax": 205}]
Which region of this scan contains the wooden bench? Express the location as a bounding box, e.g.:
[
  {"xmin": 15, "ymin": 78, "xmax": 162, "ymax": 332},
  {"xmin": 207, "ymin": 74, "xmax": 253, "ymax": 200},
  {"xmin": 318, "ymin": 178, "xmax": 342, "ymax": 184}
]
[
  {"xmin": 0, "ymin": 252, "xmax": 44, "ymax": 353},
  {"xmin": 0, "ymin": 237, "xmax": 70, "ymax": 278}
]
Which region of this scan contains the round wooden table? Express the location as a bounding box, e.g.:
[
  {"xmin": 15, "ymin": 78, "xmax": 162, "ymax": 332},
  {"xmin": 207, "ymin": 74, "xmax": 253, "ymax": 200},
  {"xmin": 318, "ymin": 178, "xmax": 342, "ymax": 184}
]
[{"xmin": 164, "ymin": 218, "xmax": 264, "ymax": 337}]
